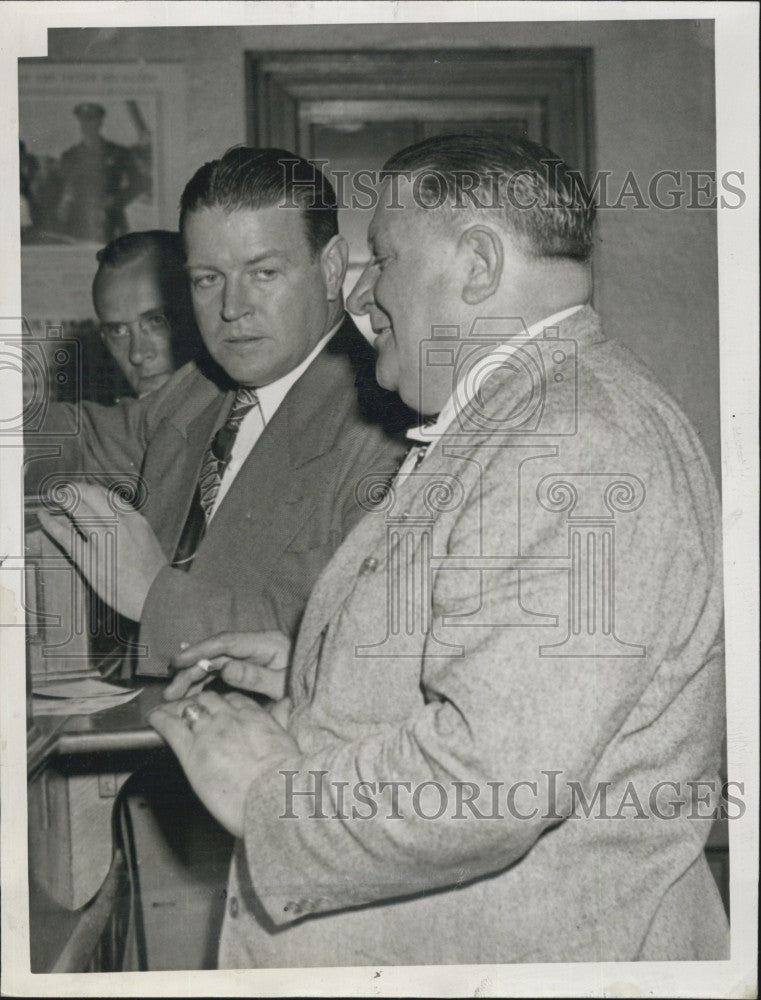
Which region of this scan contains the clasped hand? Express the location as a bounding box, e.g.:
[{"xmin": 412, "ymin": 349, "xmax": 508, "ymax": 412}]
[{"xmin": 149, "ymin": 630, "xmax": 297, "ymax": 837}]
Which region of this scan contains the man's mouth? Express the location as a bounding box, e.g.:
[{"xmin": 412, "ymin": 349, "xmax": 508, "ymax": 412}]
[
  {"xmin": 225, "ymin": 332, "xmax": 265, "ymax": 344},
  {"xmin": 139, "ymin": 371, "xmax": 171, "ymax": 386},
  {"xmin": 224, "ymin": 335, "xmax": 265, "ymax": 352},
  {"xmin": 137, "ymin": 371, "xmax": 172, "ymax": 396}
]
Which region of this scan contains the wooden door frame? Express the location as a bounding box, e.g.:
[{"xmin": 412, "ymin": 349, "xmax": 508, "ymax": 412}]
[{"xmin": 245, "ymin": 48, "xmax": 594, "ymax": 178}]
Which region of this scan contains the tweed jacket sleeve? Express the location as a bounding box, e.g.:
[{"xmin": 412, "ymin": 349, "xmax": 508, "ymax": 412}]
[{"xmin": 234, "ymin": 324, "xmax": 724, "ymax": 928}]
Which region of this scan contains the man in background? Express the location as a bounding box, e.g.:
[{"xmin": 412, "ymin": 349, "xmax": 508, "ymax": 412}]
[{"xmin": 93, "ymin": 230, "xmax": 202, "ymax": 398}]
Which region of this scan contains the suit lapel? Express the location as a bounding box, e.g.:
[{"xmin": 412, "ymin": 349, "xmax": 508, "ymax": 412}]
[
  {"xmin": 203, "ymin": 400, "xmax": 298, "ymax": 562},
  {"xmin": 204, "ymin": 317, "xmax": 367, "ymax": 555},
  {"xmin": 144, "ymin": 383, "xmax": 230, "ymax": 555},
  {"xmin": 285, "ymin": 315, "xmax": 370, "ymax": 470}
]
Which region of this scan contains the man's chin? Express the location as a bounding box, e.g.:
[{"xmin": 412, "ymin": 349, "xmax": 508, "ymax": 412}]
[
  {"xmin": 375, "ymin": 359, "xmax": 401, "ymax": 394},
  {"xmin": 376, "ymin": 370, "xmax": 422, "ymax": 415}
]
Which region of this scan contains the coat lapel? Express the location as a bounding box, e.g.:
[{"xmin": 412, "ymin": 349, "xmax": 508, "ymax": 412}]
[
  {"xmin": 204, "ymin": 318, "xmax": 371, "ymax": 558},
  {"xmin": 143, "ymin": 377, "xmax": 230, "ymax": 555},
  {"xmin": 293, "ymin": 307, "xmax": 607, "ymax": 656}
]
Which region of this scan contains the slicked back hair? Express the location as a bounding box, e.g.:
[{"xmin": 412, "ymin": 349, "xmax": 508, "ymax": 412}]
[
  {"xmin": 95, "ymin": 229, "xmax": 186, "ymax": 270},
  {"xmin": 94, "ymin": 229, "xmax": 190, "ymax": 308},
  {"xmin": 381, "ymin": 132, "xmax": 595, "ymax": 262},
  {"xmin": 179, "ymin": 146, "xmax": 338, "ymax": 256}
]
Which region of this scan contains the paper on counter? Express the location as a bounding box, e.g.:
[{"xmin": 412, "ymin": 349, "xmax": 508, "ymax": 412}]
[
  {"xmin": 32, "ymin": 678, "xmax": 133, "ymax": 699},
  {"xmin": 32, "ymin": 686, "xmax": 142, "ymax": 716}
]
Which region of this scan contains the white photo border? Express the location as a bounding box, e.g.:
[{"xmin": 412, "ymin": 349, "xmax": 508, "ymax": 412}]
[{"xmin": 1, "ymin": 3, "xmax": 757, "ymax": 998}]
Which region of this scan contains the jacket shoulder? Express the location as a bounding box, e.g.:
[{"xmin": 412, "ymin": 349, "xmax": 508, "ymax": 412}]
[{"xmin": 141, "ymin": 358, "xmax": 225, "ymax": 434}]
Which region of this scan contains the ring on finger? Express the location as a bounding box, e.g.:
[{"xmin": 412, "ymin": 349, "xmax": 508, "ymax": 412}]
[{"xmin": 181, "ymin": 702, "xmax": 206, "ymax": 730}]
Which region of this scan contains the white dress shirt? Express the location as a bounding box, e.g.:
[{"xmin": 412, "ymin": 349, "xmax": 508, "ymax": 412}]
[
  {"xmin": 397, "ymin": 304, "xmax": 585, "ymax": 480},
  {"xmin": 209, "ymin": 318, "xmax": 343, "ymax": 518}
]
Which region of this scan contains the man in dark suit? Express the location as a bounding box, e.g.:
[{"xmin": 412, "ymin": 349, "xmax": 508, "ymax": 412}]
[
  {"xmin": 34, "ymin": 147, "xmax": 409, "ymax": 677},
  {"xmin": 30, "ymin": 147, "xmax": 410, "ymax": 970}
]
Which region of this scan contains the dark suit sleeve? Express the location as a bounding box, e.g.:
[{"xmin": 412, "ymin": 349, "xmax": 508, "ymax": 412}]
[
  {"xmin": 138, "ymin": 565, "xmax": 289, "ymax": 672},
  {"xmin": 136, "ymin": 420, "xmax": 407, "ymax": 674},
  {"xmin": 24, "ymin": 396, "xmax": 150, "ymax": 496}
]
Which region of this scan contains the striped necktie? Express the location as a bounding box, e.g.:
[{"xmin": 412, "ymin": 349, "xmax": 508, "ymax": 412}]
[
  {"xmin": 197, "ymin": 385, "xmax": 260, "ymax": 522},
  {"xmin": 172, "ymin": 385, "xmax": 261, "ymax": 570}
]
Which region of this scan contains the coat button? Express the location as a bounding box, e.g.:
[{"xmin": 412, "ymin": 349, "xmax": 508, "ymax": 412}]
[
  {"xmin": 228, "ymin": 896, "xmax": 239, "ymax": 918},
  {"xmin": 359, "ymin": 556, "xmax": 379, "ymax": 576}
]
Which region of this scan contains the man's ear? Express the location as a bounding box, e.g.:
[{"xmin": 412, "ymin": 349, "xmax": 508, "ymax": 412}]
[
  {"xmin": 320, "ymin": 235, "xmax": 349, "ymax": 301},
  {"xmin": 459, "ymin": 225, "xmax": 503, "ymax": 305}
]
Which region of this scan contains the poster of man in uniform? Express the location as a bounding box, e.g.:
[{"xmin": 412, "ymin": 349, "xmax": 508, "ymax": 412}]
[{"xmin": 20, "ymin": 92, "xmax": 155, "ymax": 246}]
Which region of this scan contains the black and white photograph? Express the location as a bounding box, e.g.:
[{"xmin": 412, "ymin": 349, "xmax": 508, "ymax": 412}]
[
  {"xmin": 0, "ymin": 3, "xmax": 757, "ymax": 997},
  {"xmin": 20, "ymin": 94, "xmax": 154, "ymax": 246}
]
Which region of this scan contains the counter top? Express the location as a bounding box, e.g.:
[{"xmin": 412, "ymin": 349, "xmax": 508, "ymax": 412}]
[{"xmin": 27, "ymin": 678, "xmax": 167, "ymax": 777}]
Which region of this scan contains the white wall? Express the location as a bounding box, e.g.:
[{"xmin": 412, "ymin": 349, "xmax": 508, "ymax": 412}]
[{"xmin": 45, "ymin": 20, "xmax": 721, "ymax": 474}]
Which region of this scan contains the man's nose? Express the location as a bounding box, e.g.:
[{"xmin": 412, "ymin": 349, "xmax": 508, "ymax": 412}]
[
  {"xmin": 347, "ymin": 263, "xmax": 375, "ymax": 316},
  {"xmin": 128, "ymin": 327, "xmax": 155, "ymax": 366},
  {"xmin": 220, "ymin": 274, "xmax": 251, "ymax": 322}
]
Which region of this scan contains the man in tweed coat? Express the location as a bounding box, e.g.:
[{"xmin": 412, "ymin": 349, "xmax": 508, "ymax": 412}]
[{"xmin": 151, "ymin": 134, "xmax": 728, "ymax": 965}]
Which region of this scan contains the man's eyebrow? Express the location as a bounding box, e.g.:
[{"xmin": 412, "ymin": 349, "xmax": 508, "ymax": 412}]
[
  {"xmin": 244, "ymin": 250, "xmax": 290, "ymax": 266},
  {"xmin": 185, "ymin": 250, "xmax": 289, "ymax": 270},
  {"xmin": 184, "ymin": 261, "xmax": 218, "ymax": 273}
]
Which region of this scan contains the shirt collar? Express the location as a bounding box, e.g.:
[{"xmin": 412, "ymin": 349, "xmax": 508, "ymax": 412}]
[
  {"xmin": 406, "ymin": 304, "xmax": 586, "ymax": 443},
  {"xmin": 256, "ymin": 314, "xmax": 344, "ymax": 424}
]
